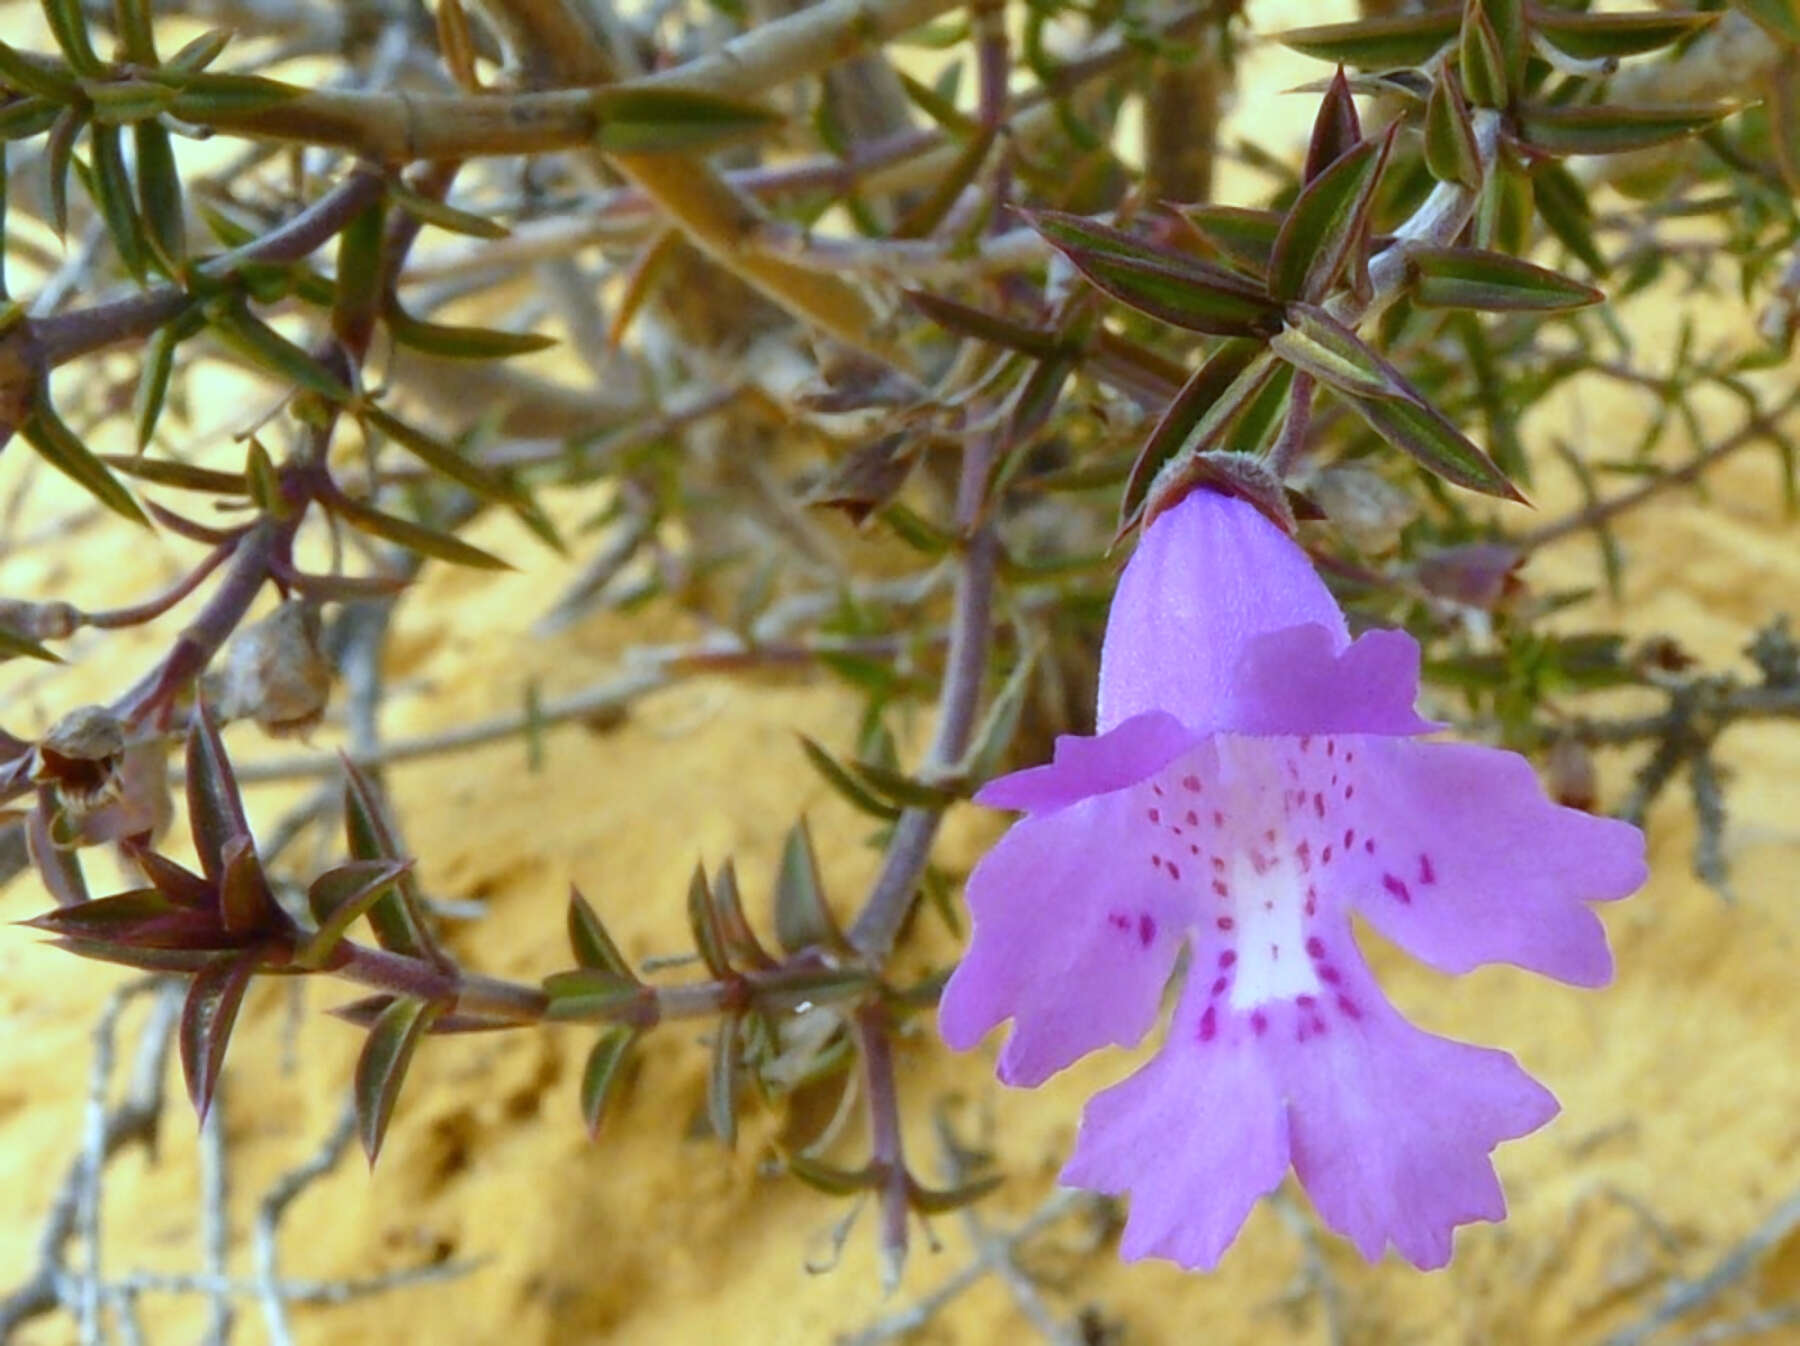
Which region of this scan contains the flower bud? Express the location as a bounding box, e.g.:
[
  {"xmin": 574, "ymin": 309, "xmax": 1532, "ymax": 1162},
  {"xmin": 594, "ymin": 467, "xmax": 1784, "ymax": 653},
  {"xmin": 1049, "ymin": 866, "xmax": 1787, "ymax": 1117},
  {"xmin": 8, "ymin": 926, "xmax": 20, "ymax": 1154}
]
[
  {"xmin": 1413, "ymin": 543, "xmax": 1522, "ymax": 610},
  {"xmin": 216, "ymin": 601, "xmax": 333, "ymax": 737},
  {"xmin": 0, "ymin": 598, "xmax": 79, "ymax": 640}
]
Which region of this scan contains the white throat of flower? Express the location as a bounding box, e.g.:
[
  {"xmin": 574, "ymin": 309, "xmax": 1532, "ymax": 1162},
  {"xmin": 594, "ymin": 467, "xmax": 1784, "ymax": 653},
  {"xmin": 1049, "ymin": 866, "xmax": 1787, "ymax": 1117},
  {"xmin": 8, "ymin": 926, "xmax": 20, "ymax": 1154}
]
[
  {"xmin": 1212, "ymin": 736, "xmax": 1323, "ymax": 1011},
  {"xmin": 1225, "ymin": 848, "xmax": 1319, "ymax": 1009}
]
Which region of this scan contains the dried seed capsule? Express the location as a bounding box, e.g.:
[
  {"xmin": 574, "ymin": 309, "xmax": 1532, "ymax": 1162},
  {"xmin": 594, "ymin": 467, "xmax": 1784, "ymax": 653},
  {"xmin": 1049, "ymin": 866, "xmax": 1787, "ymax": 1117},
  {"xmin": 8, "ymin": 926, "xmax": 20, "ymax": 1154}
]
[
  {"xmin": 216, "ymin": 601, "xmax": 333, "ymax": 738},
  {"xmin": 1308, "ymin": 465, "xmax": 1417, "ymax": 555}
]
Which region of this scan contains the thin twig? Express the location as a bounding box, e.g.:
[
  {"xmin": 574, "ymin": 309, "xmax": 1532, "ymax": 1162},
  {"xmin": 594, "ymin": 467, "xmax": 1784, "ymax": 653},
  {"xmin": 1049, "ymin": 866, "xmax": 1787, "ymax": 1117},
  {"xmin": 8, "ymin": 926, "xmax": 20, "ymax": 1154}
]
[
  {"xmin": 199, "ymin": 1086, "xmax": 234, "ymax": 1346},
  {"xmin": 1599, "ymin": 1189, "xmax": 1800, "ymax": 1346},
  {"xmin": 1518, "ymin": 385, "xmax": 1800, "ymax": 553},
  {"xmin": 253, "ymin": 1102, "xmax": 356, "ymax": 1346},
  {"xmin": 855, "ymin": 1002, "xmax": 911, "ymax": 1295},
  {"xmin": 933, "ymin": 1107, "xmax": 1085, "ymax": 1346},
  {"xmin": 837, "ymin": 1190, "xmax": 1103, "ymax": 1346},
  {"xmin": 848, "ymin": 435, "xmax": 1001, "ymax": 963},
  {"xmin": 0, "ymin": 979, "xmax": 180, "ymax": 1341}
]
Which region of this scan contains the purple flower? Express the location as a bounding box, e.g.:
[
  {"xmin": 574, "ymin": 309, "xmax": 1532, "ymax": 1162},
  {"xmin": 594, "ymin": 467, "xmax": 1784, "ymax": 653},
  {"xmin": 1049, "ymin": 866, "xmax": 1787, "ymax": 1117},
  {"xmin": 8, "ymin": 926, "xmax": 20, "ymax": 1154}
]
[{"xmin": 940, "ymin": 488, "xmax": 1645, "ymax": 1270}]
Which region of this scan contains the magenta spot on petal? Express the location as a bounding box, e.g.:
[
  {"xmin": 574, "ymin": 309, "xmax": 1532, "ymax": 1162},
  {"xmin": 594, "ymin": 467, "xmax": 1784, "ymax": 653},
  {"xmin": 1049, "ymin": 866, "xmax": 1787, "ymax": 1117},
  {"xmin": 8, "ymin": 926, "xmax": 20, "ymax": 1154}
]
[
  {"xmin": 1210, "ymin": 976, "xmax": 1228, "ymax": 998},
  {"xmin": 1152, "ymin": 784, "xmax": 1164, "ymax": 797},
  {"xmin": 1198, "ymin": 1006, "xmax": 1217, "ymax": 1042},
  {"xmin": 1219, "ymin": 950, "xmax": 1237, "ymax": 968},
  {"xmin": 1138, "ymin": 913, "xmax": 1156, "ymax": 947},
  {"xmin": 1185, "ymin": 809, "xmax": 1199, "ymax": 826},
  {"xmin": 1297, "ymin": 994, "xmax": 1316, "ymax": 1010},
  {"xmin": 1382, "ymin": 872, "xmax": 1412, "ymax": 905},
  {"xmin": 1182, "ymin": 775, "xmax": 1202, "ymax": 793},
  {"xmin": 1305, "ymin": 936, "xmax": 1326, "ymax": 960},
  {"xmin": 1250, "ymin": 851, "xmax": 1271, "ymax": 876},
  {"xmin": 1147, "ymin": 808, "xmax": 1160, "ymax": 824},
  {"xmin": 1344, "ymin": 828, "xmax": 1355, "ymax": 849},
  {"xmin": 1344, "ymin": 750, "xmax": 1355, "ymax": 763},
  {"xmin": 1300, "ymin": 736, "xmax": 1312, "ymax": 752},
  {"xmin": 1337, "ymin": 995, "xmax": 1362, "ymax": 1020},
  {"xmin": 1251, "ymin": 1011, "xmax": 1268, "ymax": 1035},
  {"xmin": 1364, "ymin": 838, "xmax": 1376, "ymax": 854},
  {"xmin": 1212, "ymin": 879, "xmax": 1229, "ymax": 898},
  {"xmin": 1309, "ymin": 1016, "xmax": 1326, "ymax": 1036},
  {"xmin": 1322, "ymin": 844, "xmax": 1333, "ymax": 865},
  {"xmin": 1345, "ymin": 784, "xmax": 1355, "ymax": 799},
  {"xmin": 1166, "ymin": 863, "xmax": 1181, "ymax": 882},
  {"xmin": 1320, "ymin": 965, "xmax": 1342, "ymax": 985},
  {"xmin": 1212, "ymin": 810, "xmax": 1224, "ymax": 826},
  {"xmin": 1312, "ymin": 792, "xmax": 1325, "ymax": 819},
  {"xmin": 1269, "ymin": 943, "xmax": 1280, "ymax": 961},
  {"xmin": 1419, "ymin": 853, "xmax": 1438, "ymax": 886},
  {"xmin": 1211, "ymin": 856, "xmax": 1225, "ymax": 874},
  {"xmin": 1295, "ymin": 840, "xmax": 1312, "ymax": 871},
  {"xmin": 1108, "ymin": 912, "xmax": 1129, "ymax": 931},
  {"xmin": 1217, "ymin": 917, "xmax": 1234, "ymax": 931},
  {"xmin": 1151, "ymin": 854, "xmax": 1163, "ymax": 870},
  {"xmin": 1189, "ymin": 843, "xmax": 1200, "ymax": 856}
]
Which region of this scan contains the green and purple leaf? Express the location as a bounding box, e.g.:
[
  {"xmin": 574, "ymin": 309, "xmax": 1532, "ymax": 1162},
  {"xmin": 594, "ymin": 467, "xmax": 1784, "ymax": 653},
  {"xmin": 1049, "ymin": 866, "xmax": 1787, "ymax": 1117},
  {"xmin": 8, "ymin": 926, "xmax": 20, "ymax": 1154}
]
[
  {"xmin": 342, "ymin": 761, "xmax": 442, "ymax": 963},
  {"xmin": 543, "ymin": 968, "xmax": 646, "ymax": 1022},
  {"xmin": 567, "ymin": 884, "xmax": 635, "ymax": 978},
  {"xmin": 179, "ymin": 952, "xmax": 257, "ymax": 1119},
  {"xmin": 1268, "ymin": 129, "xmax": 1392, "ymax": 303},
  {"xmin": 1031, "ymin": 211, "xmax": 1281, "ymax": 336},
  {"xmin": 1303, "ymin": 68, "xmax": 1364, "ymax": 182},
  {"xmin": 1407, "ymin": 246, "xmax": 1604, "ymax": 311},
  {"xmin": 295, "ymin": 859, "xmax": 411, "ymax": 969},
  {"xmin": 354, "ymin": 995, "xmax": 441, "ymax": 1162},
  {"xmin": 186, "ymin": 703, "xmax": 252, "ymax": 886},
  {"xmin": 773, "ymin": 818, "xmax": 842, "ymax": 955},
  {"xmin": 1278, "ymin": 9, "xmax": 1461, "ymax": 68},
  {"xmin": 1516, "ymin": 103, "xmax": 1733, "ymax": 157},
  {"xmin": 1119, "ymin": 338, "xmax": 1270, "ymax": 533},
  {"xmin": 1345, "ymin": 388, "xmax": 1523, "ymax": 500},
  {"xmin": 1529, "ymin": 7, "xmax": 1716, "ymax": 61},
  {"xmin": 580, "ymin": 1028, "xmax": 638, "ymax": 1138},
  {"xmin": 1270, "ymin": 304, "xmax": 1410, "ymax": 400},
  {"xmin": 1424, "ymin": 69, "xmax": 1482, "ymax": 189}
]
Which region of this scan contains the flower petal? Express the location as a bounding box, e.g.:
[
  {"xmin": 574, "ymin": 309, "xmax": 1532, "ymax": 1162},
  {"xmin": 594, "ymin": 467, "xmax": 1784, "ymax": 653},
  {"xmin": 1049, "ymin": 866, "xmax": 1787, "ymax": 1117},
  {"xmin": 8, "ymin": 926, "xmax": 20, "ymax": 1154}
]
[
  {"xmin": 975, "ymin": 711, "xmax": 1194, "ymax": 815},
  {"xmin": 1344, "ymin": 739, "xmax": 1646, "ymax": 986},
  {"xmin": 1282, "ymin": 963, "xmax": 1558, "ymax": 1269},
  {"xmin": 941, "ymin": 786, "xmax": 1193, "ymax": 1086},
  {"xmin": 1062, "ymin": 975, "xmax": 1289, "ymax": 1270},
  {"xmin": 1230, "ymin": 625, "xmax": 1437, "ymax": 737},
  {"xmin": 1099, "ymin": 489, "xmax": 1346, "ymax": 734}
]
